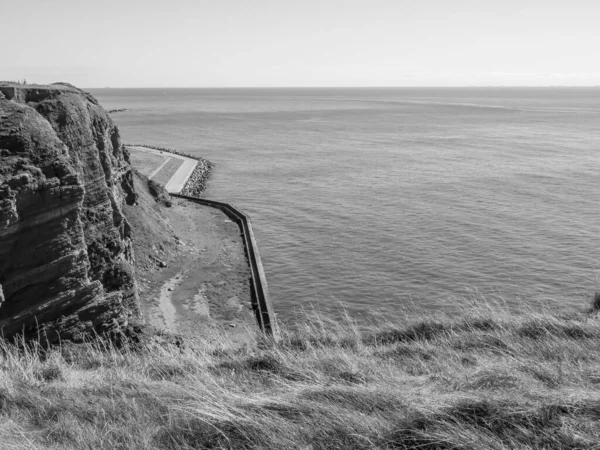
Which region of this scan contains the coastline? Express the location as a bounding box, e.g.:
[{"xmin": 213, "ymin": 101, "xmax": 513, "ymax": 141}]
[
  {"xmin": 123, "ymin": 168, "xmax": 257, "ymax": 343},
  {"xmin": 3, "ymin": 86, "xmax": 600, "ymax": 449},
  {"xmin": 126, "ymin": 144, "xmax": 277, "ymax": 339}
]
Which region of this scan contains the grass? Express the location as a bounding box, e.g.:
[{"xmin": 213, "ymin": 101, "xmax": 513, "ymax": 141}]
[
  {"xmin": 2, "ymin": 303, "xmax": 600, "ymax": 449},
  {"xmin": 128, "ymin": 149, "xmax": 169, "ymax": 178}
]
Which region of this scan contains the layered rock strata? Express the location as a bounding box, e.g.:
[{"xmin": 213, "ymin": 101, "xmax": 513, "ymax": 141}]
[{"xmin": 0, "ymin": 83, "xmax": 139, "ymax": 342}]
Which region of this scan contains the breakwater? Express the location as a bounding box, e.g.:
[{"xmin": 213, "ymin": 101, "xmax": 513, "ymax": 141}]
[
  {"xmin": 172, "ymin": 193, "xmax": 279, "ymax": 339},
  {"xmin": 179, "ymin": 163, "xmax": 212, "ymax": 197}
]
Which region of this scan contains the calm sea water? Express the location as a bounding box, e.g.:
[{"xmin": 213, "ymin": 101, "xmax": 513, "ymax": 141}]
[{"xmin": 90, "ymin": 87, "xmax": 600, "ymax": 322}]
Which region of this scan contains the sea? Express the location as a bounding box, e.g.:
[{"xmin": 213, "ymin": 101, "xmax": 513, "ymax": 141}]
[{"xmin": 89, "ymin": 87, "xmax": 600, "ymax": 323}]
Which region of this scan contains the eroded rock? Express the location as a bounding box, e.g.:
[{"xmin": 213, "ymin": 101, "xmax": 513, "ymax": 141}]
[{"xmin": 0, "ymin": 83, "xmax": 140, "ymax": 342}]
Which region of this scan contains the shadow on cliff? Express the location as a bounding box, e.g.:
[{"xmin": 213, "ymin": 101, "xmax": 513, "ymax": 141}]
[{"xmin": 0, "ymin": 83, "xmax": 142, "ymax": 344}]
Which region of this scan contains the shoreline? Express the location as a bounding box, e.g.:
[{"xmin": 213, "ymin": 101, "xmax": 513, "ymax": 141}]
[
  {"xmin": 124, "ymin": 169, "xmax": 256, "ymax": 343},
  {"xmin": 126, "ymin": 143, "xmax": 277, "ymax": 338}
]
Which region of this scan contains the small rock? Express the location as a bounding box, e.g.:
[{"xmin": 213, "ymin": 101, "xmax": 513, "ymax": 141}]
[
  {"xmin": 168, "ymin": 287, "xmax": 173, "ymax": 291},
  {"xmin": 159, "ymin": 261, "xmax": 167, "ymax": 268},
  {"xmin": 229, "ymin": 323, "xmax": 237, "ymax": 328}
]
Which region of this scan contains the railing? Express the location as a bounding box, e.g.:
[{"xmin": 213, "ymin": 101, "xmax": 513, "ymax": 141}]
[{"xmin": 171, "ymin": 194, "xmax": 279, "ymax": 339}]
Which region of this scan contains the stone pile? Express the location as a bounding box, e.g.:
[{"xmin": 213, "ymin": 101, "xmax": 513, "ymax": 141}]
[{"xmin": 180, "ymin": 158, "xmax": 213, "ymax": 197}]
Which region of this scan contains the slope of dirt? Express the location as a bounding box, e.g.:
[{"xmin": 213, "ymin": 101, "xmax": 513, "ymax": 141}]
[{"xmin": 122, "ymin": 172, "xmax": 255, "ymax": 342}]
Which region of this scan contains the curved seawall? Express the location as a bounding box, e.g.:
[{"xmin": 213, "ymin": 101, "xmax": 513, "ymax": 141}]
[{"xmin": 171, "ymin": 194, "xmax": 279, "ymax": 339}]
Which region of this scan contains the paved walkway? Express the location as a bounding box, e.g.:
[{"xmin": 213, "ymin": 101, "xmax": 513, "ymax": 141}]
[{"xmin": 127, "ymin": 146, "xmax": 198, "ymax": 194}]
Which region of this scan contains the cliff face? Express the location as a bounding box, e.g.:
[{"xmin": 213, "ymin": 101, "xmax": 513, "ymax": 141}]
[{"xmin": 0, "ymin": 83, "xmax": 139, "ymax": 342}]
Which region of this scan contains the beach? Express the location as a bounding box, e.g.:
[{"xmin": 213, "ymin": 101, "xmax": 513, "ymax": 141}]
[{"xmin": 124, "ymin": 148, "xmax": 255, "ymax": 342}]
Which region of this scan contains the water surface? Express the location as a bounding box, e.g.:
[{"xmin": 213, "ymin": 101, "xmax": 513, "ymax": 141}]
[{"xmin": 90, "ymin": 87, "xmax": 600, "ymax": 322}]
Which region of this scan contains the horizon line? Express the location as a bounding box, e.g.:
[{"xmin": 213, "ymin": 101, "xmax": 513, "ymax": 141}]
[{"xmin": 85, "ymin": 85, "xmax": 600, "ymax": 90}]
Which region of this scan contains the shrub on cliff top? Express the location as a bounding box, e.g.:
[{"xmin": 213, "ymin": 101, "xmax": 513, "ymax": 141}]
[{"xmin": 147, "ymin": 178, "xmax": 172, "ymax": 207}]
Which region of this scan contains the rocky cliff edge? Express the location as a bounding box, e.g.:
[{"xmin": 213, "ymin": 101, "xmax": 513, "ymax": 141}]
[{"xmin": 0, "ymin": 82, "xmax": 140, "ymax": 342}]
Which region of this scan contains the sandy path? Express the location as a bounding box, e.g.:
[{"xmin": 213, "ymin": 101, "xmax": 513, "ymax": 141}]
[{"xmin": 150, "ymin": 273, "xmax": 183, "ymax": 333}]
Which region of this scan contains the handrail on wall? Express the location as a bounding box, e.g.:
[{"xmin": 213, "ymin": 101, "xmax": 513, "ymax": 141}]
[{"xmin": 171, "ymin": 194, "xmax": 279, "ymax": 340}]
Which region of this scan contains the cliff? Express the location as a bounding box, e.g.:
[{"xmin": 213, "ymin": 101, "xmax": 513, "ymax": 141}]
[{"xmin": 0, "ymin": 83, "xmax": 139, "ymax": 342}]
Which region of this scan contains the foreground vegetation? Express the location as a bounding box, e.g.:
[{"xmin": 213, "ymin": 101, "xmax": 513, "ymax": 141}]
[{"xmin": 2, "ymin": 302, "xmax": 600, "ymax": 449}]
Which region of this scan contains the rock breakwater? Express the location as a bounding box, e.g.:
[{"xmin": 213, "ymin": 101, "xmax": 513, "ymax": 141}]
[{"xmin": 180, "ymin": 159, "xmax": 212, "ymax": 196}]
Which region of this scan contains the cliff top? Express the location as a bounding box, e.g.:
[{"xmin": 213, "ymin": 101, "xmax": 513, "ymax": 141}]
[
  {"xmin": 0, "ymin": 82, "xmax": 94, "ymax": 103},
  {"xmin": 0, "ymin": 81, "xmax": 80, "ymax": 90}
]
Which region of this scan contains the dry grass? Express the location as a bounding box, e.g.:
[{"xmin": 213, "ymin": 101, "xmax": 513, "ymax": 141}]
[
  {"xmin": 2, "ymin": 303, "xmax": 600, "ymax": 449},
  {"xmin": 128, "ymin": 149, "xmax": 169, "ymax": 178}
]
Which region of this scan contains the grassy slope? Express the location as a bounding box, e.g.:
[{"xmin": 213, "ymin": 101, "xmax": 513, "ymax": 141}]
[
  {"xmin": 122, "ymin": 170, "xmax": 178, "ymax": 273},
  {"xmin": 1, "ymin": 305, "xmax": 600, "ymax": 450}
]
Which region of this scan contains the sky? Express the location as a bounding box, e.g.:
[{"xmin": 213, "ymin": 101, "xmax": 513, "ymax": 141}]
[{"xmin": 2, "ymin": 0, "xmax": 600, "ymax": 88}]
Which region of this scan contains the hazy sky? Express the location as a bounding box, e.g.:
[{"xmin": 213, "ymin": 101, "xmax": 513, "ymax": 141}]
[{"xmin": 3, "ymin": 0, "xmax": 599, "ymax": 87}]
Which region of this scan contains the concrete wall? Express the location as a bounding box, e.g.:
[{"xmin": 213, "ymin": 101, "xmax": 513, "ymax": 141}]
[{"xmin": 171, "ymin": 194, "xmax": 279, "ymax": 339}]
